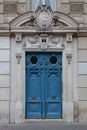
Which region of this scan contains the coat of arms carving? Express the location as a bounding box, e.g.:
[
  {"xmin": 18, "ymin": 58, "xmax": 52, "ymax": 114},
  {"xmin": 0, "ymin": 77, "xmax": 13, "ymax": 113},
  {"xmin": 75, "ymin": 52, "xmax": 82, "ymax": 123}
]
[{"xmin": 20, "ymin": 5, "xmax": 68, "ymax": 31}]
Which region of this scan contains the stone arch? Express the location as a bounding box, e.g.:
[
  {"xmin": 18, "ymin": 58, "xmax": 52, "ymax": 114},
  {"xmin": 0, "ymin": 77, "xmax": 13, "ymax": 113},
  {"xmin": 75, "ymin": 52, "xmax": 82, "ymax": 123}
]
[{"xmin": 10, "ymin": 6, "xmax": 78, "ymax": 31}]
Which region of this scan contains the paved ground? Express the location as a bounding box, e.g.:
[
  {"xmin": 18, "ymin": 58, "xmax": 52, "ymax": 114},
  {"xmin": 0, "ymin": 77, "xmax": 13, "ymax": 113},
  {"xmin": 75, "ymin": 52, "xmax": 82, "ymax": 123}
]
[{"xmin": 0, "ymin": 122, "xmax": 87, "ymax": 130}]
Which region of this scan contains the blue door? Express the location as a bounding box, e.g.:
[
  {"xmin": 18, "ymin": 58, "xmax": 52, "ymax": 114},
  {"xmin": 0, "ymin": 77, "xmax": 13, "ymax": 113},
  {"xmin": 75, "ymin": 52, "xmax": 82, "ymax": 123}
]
[{"xmin": 25, "ymin": 52, "xmax": 62, "ymax": 119}]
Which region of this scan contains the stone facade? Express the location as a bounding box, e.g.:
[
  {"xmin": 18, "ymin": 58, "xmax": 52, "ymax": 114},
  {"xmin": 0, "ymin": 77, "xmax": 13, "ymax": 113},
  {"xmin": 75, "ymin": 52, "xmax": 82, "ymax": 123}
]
[
  {"xmin": 0, "ymin": 37, "xmax": 10, "ymax": 123},
  {"xmin": 0, "ymin": 0, "xmax": 87, "ymax": 124}
]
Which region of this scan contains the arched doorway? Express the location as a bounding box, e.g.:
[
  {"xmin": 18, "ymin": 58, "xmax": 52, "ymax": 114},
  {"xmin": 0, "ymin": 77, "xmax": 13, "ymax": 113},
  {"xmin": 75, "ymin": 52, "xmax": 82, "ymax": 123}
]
[{"xmin": 9, "ymin": 5, "xmax": 78, "ymax": 123}]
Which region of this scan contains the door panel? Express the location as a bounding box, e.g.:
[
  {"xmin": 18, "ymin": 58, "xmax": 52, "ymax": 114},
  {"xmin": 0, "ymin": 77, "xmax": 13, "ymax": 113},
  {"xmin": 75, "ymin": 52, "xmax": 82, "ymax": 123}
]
[
  {"xmin": 45, "ymin": 53, "xmax": 62, "ymax": 118},
  {"xmin": 25, "ymin": 52, "xmax": 62, "ymax": 119},
  {"xmin": 25, "ymin": 53, "xmax": 43, "ymax": 118}
]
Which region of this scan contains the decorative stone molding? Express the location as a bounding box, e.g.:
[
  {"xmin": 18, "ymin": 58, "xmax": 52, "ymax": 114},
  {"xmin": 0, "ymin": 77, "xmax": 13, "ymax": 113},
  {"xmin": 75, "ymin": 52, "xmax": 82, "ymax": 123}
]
[
  {"xmin": 66, "ymin": 33, "xmax": 73, "ymax": 64},
  {"xmin": 66, "ymin": 33, "xmax": 72, "ymax": 42},
  {"xmin": 66, "ymin": 53, "xmax": 72, "ymax": 64},
  {"xmin": 23, "ymin": 35, "xmax": 65, "ymax": 50},
  {"xmin": 10, "ymin": 5, "xmax": 78, "ymax": 32},
  {"xmin": 26, "ymin": 35, "xmax": 39, "ymax": 44},
  {"xmin": 15, "ymin": 33, "xmax": 22, "ymax": 42},
  {"xmin": 21, "ymin": 6, "xmax": 67, "ymax": 31},
  {"xmin": 36, "ymin": 6, "xmax": 53, "ymax": 30},
  {"xmin": 49, "ymin": 35, "xmax": 64, "ymax": 47},
  {"xmin": 16, "ymin": 53, "xmax": 22, "ymax": 64}
]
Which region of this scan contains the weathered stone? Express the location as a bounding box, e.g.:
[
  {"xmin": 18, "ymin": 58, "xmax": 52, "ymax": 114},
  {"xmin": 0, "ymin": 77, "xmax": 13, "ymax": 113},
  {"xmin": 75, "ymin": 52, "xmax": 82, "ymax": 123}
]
[
  {"xmin": 18, "ymin": 4, "xmax": 27, "ymax": 14},
  {"xmin": 0, "ymin": 37, "xmax": 10, "ymax": 49},
  {"xmin": 84, "ymin": 15, "xmax": 87, "ymax": 23},
  {"xmin": 10, "ymin": 102, "xmax": 15, "ymax": 123},
  {"xmin": 78, "ymin": 88, "xmax": 87, "ymax": 100},
  {"xmin": 78, "ymin": 37, "xmax": 87, "ymax": 49},
  {"xmin": 61, "ymin": 4, "xmax": 69, "ymax": 14},
  {"xmin": 84, "ymin": 0, "xmax": 87, "ymax": 3},
  {"xmin": 79, "ymin": 101, "xmax": 87, "ymax": 122},
  {"xmin": 0, "ymin": 0, "xmax": 3, "ymax": 2},
  {"xmin": 0, "ymin": 101, "xmax": 9, "ymax": 123},
  {"xmin": 78, "ymin": 63, "xmax": 87, "ymax": 75},
  {"xmin": 0, "ymin": 1, "xmax": 87, "ymax": 124},
  {"xmin": 78, "ymin": 75, "xmax": 87, "ymax": 88},
  {"xmin": 61, "ymin": 0, "xmax": 69, "ymax": 3},
  {"xmin": 63, "ymin": 102, "xmax": 74, "ymax": 122},
  {"xmin": 0, "ymin": 88, "xmax": 9, "ymax": 100},
  {"xmin": 70, "ymin": 0, "xmax": 83, "ymax": 2},
  {"xmin": 18, "ymin": 0, "xmax": 26, "ymax": 3},
  {"xmin": 70, "ymin": 3, "xmax": 84, "ymax": 13},
  {"xmin": 3, "ymin": 14, "xmax": 17, "ymax": 23},
  {"xmin": 0, "ymin": 14, "xmax": 3, "ymax": 23},
  {"xmin": 0, "ymin": 75, "xmax": 9, "ymax": 87},
  {"xmin": 0, "ymin": 50, "xmax": 10, "ymax": 61},
  {"xmin": 26, "ymin": 0, "xmax": 31, "ymax": 11},
  {"xmin": 78, "ymin": 50, "xmax": 87, "ymax": 62},
  {"xmin": 84, "ymin": 4, "xmax": 87, "ymax": 13},
  {"xmin": 0, "ymin": 63, "xmax": 10, "ymax": 74},
  {"xmin": 70, "ymin": 14, "xmax": 84, "ymax": 23},
  {"xmin": 4, "ymin": 3, "xmax": 17, "ymax": 13},
  {"xmin": 0, "ymin": 4, "xmax": 3, "ymax": 14},
  {"xmin": 4, "ymin": 0, "xmax": 17, "ymax": 1}
]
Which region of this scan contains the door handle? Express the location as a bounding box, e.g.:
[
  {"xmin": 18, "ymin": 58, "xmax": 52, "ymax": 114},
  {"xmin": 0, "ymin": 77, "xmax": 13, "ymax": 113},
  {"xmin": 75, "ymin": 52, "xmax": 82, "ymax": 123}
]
[
  {"xmin": 32, "ymin": 96, "xmax": 37, "ymax": 99},
  {"xmin": 30, "ymin": 102, "xmax": 38, "ymax": 105},
  {"xmin": 51, "ymin": 96, "xmax": 56, "ymax": 99}
]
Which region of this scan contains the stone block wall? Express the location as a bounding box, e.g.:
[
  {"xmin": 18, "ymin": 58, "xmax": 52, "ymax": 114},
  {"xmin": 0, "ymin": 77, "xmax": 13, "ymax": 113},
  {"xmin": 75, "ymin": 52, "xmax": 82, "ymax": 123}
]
[
  {"xmin": 78, "ymin": 37, "xmax": 87, "ymax": 122},
  {"xmin": 0, "ymin": 0, "xmax": 31, "ymax": 24},
  {"xmin": 0, "ymin": 0, "xmax": 86, "ymax": 25},
  {"xmin": 0, "ymin": 37, "xmax": 10, "ymax": 123},
  {"xmin": 61, "ymin": 0, "xmax": 87, "ymax": 26}
]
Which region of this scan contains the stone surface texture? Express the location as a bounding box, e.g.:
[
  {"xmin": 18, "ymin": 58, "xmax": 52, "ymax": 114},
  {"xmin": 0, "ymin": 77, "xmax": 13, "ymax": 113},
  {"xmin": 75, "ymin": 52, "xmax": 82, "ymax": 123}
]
[{"xmin": 0, "ymin": 37, "xmax": 10, "ymax": 123}]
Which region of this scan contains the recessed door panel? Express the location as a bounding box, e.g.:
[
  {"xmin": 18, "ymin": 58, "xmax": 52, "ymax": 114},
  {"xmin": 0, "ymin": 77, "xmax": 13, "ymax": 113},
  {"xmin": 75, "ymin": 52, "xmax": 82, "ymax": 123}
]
[{"xmin": 25, "ymin": 52, "xmax": 62, "ymax": 119}]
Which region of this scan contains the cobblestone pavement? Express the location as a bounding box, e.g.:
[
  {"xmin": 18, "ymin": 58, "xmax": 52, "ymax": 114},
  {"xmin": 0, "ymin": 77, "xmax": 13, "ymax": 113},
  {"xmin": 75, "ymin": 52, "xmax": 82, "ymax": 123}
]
[{"xmin": 0, "ymin": 122, "xmax": 87, "ymax": 130}]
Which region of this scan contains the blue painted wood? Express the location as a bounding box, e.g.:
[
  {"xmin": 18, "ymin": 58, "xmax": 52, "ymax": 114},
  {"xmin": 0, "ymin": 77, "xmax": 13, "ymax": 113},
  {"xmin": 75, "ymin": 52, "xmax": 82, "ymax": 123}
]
[
  {"xmin": 44, "ymin": 53, "xmax": 62, "ymax": 119},
  {"xmin": 25, "ymin": 52, "xmax": 62, "ymax": 119}
]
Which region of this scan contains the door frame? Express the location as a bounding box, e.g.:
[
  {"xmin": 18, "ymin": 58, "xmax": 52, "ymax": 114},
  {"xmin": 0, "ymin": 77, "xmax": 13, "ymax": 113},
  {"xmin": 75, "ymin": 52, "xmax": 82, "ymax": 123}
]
[
  {"xmin": 22, "ymin": 49, "xmax": 65, "ymax": 121},
  {"xmin": 10, "ymin": 34, "xmax": 75, "ymax": 123}
]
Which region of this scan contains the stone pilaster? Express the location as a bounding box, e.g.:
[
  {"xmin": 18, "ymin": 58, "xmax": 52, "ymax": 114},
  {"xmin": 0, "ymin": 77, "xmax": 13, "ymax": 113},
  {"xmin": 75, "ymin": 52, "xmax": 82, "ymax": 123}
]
[
  {"xmin": 63, "ymin": 33, "xmax": 73, "ymax": 122},
  {"xmin": 15, "ymin": 33, "xmax": 23, "ymax": 123}
]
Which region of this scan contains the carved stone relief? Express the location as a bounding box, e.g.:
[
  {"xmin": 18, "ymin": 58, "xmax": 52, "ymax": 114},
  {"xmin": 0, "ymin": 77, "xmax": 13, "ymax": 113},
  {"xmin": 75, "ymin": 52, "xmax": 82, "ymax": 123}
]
[
  {"xmin": 66, "ymin": 33, "xmax": 73, "ymax": 65},
  {"xmin": 36, "ymin": 6, "xmax": 52, "ymax": 30},
  {"xmin": 16, "ymin": 53, "xmax": 22, "ymax": 64},
  {"xmin": 23, "ymin": 35, "xmax": 65, "ymax": 50},
  {"xmin": 66, "ymin": 54, "xmax": 72, "ymax": 64},
  {"xmin": 20, "ymin": 12, "xmax": 37, "ymax": 30},
  {"xmin": 15, "ymin": 34, "xmax": 22, "ymax": 42},
  {"xmin": 20, "ymin": 5, "xmax": 68, "ymax": 31},
  {"xmin": 49, "ymin": 35, "xmax": 65, "ymax": 47}
]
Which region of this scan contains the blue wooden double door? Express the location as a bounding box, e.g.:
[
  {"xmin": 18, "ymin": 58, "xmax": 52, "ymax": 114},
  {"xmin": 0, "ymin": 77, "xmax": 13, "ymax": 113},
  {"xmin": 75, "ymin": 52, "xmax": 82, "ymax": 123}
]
[{"xmin": 25, "ymin": 52, "xmax": 62, "ymax": 119}]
